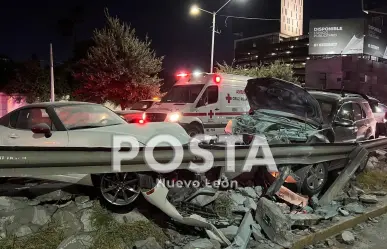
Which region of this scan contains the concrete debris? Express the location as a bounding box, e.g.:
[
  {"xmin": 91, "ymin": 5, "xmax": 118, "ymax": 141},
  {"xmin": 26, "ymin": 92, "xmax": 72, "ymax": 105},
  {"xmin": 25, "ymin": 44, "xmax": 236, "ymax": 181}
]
[
  {"xmin": 134, "ymin": 237, "xmax": 163, "ymax": 249},
  {"xmin": 219, "ymin": 226, "xmax": 239, "ymax": 241},
  {"xmin": 254, "ymin": 186, "xmax": 263, "ymax": 198},
  {"xmin": 52, "ymin": 210, "xmax": 83, "ymax": 237},
  {"xmin": 344, "ymin": 203, "xmax": 365, "ymax": 214},
  {"xmin": 237, "ymin": 187, "xmax": 258, "ymax": 199},
  {"xmin": 338, "ymin": 207, "xmax": 350, "ymax": 216},
  {"xmin": 225, "ymin": 211, "xmax": 254, "ymax": 249},
  {"xmin": 255, "ymin": 197, "xmax": 293, "ymax": 248},
  {"xmin": 183, "ymin": 238, "xmax": 221, "ymax": 249},
  {"xmin": 319, "ymin": 147, "xmax": 369, "ymax": 206},
  {"xmin": 229, "ymin": 192, "xmax": 246, "ymax": 205},
  {"xmin": 31, "ymin": 206, "xmax": 52, "ymax": 226},
  {"xmin": 341, "ymin": 231, "xmax": 355, "ymax": 245},
  {"xmin": 243, "ymin": 197, "xmax": 257, "ymax": 211},
  {"xmin": 0, "ymin": 196, "xmax": 28, "ymax": 212},
  {"xmin": 325, "ymin": 239, "xmax": 334, "ymax": 247},
  {"xmin": 112, "ymin": 209, "xmax": 149, "ymax": 224},
  {"xmin": 251, "ymin": 223, "xmax": 265, "ymax": 241},
  {"xmin": 35, "ymin": 190, "xmax": 73, "ymax": 203},
  {"xmin": 74, "ymin": 196, "xmax": 90, "ymax": 205},
  {"xmin": 187, "ymin": 187, "xmax": 219, "ymax": 207},
  {"xmin": 359, "ymin": 194, "xmax": 378, "ymax": 204},
  {"xmin": 14, "ymin": 225, "xmax": 33, "ymax": 237},
  {"xmin": 343, "ymin": 196, "xmax": 359, "ymax": 205},
  {"xmin": 80, "ymin": 209, "xmax": 93, "ymax": 232},
  {"xmin": 276, "ymin": 202, "xmax": 291, "ymax": 214},
  {"xmin": 289, "ymin": 213, "xmax": 321, "ymax": 227},
  {"xmin": 57, "ymin": 233, "xmax": 93, "ymax": 249},
  {"xmin": 314, "ymin": 204, "xmax": 340, "ymax": 220},
  {"xmin": 370, "ymin": 191, "xmax": 387, "ymax": 197}
]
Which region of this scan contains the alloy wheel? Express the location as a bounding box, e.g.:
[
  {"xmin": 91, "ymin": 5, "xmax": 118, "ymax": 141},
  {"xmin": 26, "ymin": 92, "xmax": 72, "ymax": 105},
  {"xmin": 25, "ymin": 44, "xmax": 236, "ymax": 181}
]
[
  {"xmin": 306, "ymin": 163, "xmax": 326, "ymax": 190},
  {"xmin": 100, "ymin": 173, "xmax": 141, "ymax": 206}
]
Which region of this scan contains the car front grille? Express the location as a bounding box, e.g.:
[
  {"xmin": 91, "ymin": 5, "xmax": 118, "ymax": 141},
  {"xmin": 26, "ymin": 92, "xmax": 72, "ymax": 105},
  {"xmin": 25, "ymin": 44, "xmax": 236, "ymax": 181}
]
[{"xmin": 146, "ymin": 113, "xmax": 167, "ymax": 122}]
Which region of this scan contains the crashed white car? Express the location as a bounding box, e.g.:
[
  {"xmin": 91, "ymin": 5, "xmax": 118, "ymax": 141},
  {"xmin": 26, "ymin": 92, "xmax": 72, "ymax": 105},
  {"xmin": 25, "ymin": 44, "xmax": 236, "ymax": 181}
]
[{"xmin": 0, "ymin": 101, "xmax": 190, "ymax": 208}]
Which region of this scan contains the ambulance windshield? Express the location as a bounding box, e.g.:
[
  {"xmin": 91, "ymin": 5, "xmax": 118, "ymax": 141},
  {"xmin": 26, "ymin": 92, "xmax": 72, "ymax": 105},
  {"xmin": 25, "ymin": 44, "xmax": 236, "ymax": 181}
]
[{"xmin": 161, "ymin": 84, "xmax": 204, "ymax": 103}]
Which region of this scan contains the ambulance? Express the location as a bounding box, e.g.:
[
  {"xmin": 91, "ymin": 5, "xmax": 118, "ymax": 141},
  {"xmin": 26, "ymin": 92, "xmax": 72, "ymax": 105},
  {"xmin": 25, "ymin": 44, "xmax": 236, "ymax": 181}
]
[{"xmin": 145, "ymin": 72, "xmax": 252, "ymax": 136}]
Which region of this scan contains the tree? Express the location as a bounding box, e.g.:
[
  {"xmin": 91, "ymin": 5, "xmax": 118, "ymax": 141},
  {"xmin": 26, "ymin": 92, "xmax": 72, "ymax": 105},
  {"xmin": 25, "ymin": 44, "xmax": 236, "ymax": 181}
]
[
  {"xmin": 73, "ymin": 9, "xmax": 164, "ymax": 109},
  {"xmin": 216, "ymin": 60, "xmax": 299, "ymax": 83},
  {"xmin": 3, "ymin": 58, "xmax": 71, "ymax": 103}
]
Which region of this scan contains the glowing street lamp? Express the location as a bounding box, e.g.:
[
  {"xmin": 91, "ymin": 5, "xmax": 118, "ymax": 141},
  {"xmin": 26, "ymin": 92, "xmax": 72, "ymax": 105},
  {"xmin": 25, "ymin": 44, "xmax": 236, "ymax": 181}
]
[{"xmin": 190, "ymin": 0, "xmax": 245, "ymax": 73}]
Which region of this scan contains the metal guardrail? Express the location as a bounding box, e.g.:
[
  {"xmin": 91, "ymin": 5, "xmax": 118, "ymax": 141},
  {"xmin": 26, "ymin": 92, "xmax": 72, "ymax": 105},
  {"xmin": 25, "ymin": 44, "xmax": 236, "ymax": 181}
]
[{"xmin": 0, "ymin": 138, "xmax": 385, "ymax": 177}]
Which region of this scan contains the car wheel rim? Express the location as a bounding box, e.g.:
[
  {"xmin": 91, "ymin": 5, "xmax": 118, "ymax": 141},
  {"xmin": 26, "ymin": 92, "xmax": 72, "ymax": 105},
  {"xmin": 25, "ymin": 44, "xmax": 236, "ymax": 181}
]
[
  {"xmin": 100, "ymin": 173, "xmax": 140, "ymax": 206},
  {"xmin": 189, "ymin": 130, "xmax": 198, "ymax": 137},
  {"xmin": 306, "ymin": 163, "xmax": 326, "ymax": 190}
]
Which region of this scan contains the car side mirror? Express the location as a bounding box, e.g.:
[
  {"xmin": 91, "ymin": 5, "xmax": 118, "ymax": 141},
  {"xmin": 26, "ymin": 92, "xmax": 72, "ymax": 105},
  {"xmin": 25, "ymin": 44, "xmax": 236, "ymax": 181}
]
[
  {"xmin": 31, "ymin": 123, "xmax": 52, "ymax": 138},
  {"xmin": 333, "ymin": 118, "xmax": 354, "ymax": 127}
]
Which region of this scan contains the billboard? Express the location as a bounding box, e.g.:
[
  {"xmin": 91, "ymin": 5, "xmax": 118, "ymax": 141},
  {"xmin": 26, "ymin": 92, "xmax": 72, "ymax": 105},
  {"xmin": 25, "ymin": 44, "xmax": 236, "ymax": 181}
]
[
  {"xmin": 309, "ymin": 19, "xmax": 365, "ymax": 55},
  {"xmin": 364, "ymin": 22, "xmax": 387, "ymax": 59}
]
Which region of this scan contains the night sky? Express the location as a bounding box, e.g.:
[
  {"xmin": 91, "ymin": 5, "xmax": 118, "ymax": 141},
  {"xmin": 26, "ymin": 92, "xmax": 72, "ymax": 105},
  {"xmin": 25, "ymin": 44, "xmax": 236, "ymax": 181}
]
[{"xmin": 0, "ymin": 0, "xmax": 364, "ymax": 74}]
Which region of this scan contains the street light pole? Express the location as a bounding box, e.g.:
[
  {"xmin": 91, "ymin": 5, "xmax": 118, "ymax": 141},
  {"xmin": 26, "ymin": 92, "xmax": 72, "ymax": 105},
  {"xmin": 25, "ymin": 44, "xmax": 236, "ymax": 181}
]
[{"xmin": 210, "ymin": 12, "xmax": 216, "ymax": 73}]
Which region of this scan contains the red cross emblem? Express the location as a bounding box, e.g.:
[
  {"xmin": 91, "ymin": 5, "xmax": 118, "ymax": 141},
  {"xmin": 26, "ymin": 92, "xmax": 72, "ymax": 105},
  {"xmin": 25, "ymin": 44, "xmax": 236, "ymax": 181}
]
[
  {"xmin": 226, "ymin": 94, "xmax": 232, "ymax": 103},
  {"xmin": 208, "ymin": 110, "xmax": 214, "ymax": 118}
]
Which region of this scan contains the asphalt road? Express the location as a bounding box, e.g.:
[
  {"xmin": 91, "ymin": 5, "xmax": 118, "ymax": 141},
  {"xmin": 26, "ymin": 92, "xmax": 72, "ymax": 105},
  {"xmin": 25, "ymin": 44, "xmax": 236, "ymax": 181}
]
[{"xmin": 337, "ymin": 213, "xmax": 387, "ymax": 249}]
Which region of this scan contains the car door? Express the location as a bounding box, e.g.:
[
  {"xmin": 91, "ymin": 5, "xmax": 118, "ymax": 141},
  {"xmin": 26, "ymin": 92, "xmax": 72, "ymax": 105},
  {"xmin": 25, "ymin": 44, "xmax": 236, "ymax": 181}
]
[
  {"xmin": 3, "ymin": 107, "xmax": 69, "ymax": 147},
  {"xmin": 352, "ymin": 102, "xmax": 368, "ymax": 141},
  {"xmin": 333, "ymin": 102, "xmax": 357, "ymax": 143},
  {"xmin": 195, "ymin": 85, "xmax": 220, "ymax": 135}
]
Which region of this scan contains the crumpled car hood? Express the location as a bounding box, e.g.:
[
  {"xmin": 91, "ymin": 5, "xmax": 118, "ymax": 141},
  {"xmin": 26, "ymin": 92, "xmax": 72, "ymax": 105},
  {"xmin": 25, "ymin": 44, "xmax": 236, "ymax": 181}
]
[
  {"xmin": 245, "ymin": 78, "xmax": 323, "ymax": 127},
  {"xmin": 232, "ymin": 111, "xmax": 318, "ymax": 144}
]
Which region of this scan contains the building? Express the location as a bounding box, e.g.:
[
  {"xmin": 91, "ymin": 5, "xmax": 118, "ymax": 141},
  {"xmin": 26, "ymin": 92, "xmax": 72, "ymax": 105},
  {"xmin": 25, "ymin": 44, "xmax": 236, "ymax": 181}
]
[
  {"xmin": 233, "ymin": 0, "xmax": 307, "ymax": 82},
  {"xmin": 234, "ymin": 33, "xmax": 309, "ymax": 82}
]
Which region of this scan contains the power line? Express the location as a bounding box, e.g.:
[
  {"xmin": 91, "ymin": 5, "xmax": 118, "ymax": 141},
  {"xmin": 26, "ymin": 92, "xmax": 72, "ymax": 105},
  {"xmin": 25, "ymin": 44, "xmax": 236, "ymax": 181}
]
[{"xmin": 219, "ymin": 14, "xmax": 280, "ymax": 27}]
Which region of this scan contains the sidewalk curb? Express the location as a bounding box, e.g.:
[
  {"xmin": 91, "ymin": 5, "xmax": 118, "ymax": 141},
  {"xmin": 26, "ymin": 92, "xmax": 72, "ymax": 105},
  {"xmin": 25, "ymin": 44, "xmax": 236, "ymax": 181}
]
[{"xmin": 291, "ymin": 196, "xmax": 387, "ymax": 249}]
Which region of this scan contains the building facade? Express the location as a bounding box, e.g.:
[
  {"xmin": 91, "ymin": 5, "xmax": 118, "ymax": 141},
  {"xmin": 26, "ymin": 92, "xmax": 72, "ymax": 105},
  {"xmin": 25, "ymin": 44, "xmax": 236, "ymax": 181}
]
[{"xmin": 280, "ymin": 0, "xmax": 304, "ymax": 37}]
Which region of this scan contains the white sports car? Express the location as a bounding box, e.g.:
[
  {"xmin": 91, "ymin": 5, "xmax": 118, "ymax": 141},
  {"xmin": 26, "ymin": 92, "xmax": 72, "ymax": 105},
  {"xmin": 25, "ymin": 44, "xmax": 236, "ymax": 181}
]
[{"xmin": 0, "ymin": 101, "xmax": 191, "ymax": 208}]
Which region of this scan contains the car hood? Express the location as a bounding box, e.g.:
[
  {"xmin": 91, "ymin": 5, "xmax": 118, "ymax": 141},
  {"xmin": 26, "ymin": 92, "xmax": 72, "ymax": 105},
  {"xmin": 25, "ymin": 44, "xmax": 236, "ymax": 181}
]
[
  {"xmin": 245, "ymin": 78, "xmax": 323, "ymax": 126},
  {"xmin": 71, "ymin": 123, "xmax": 191, "ymax": 146},
  {"xmin": 115, "ymin": 110, "xmax": 143, "ymax": 115}
]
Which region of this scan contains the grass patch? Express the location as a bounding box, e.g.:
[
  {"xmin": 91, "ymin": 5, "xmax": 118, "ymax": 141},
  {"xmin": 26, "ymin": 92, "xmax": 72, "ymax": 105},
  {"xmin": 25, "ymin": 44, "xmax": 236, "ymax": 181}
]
[
  {"xmin": 357, "ymin": 170, "xmax": 387, "ymax": 192},
  {"xmin": 90, "ymin": 205, "xmax": 168, "ymax": 249},
  {"xmin": 213, "ymin": 192, "xmax": 233, "ymax": 218},
  {"xmin": 0, "ymin": 221, "xmax": 65, "ymax": 249}
]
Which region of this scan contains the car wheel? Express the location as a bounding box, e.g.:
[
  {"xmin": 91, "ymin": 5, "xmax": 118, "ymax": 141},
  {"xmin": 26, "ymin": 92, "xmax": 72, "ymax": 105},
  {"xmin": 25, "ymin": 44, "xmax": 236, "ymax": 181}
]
[
  {"xmin": 297, "ymin": 163, "xmax": 329, "ymax": 196},
  {"xmin": 186, "ymin": 124, "xmax": 203, "ymax": 137},
  {"xmin": 94, "ymin": 173, "xmax": 141, "ymax": 211}
]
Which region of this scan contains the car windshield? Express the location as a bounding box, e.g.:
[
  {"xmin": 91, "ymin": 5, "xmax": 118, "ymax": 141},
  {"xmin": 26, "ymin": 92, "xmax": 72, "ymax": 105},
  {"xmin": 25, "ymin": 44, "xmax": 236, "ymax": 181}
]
[
  {"xmin": 316, "ymin": 99, "xmax": 336, "ymax": 124},
  {"xmin": 161, "ymin": 84, "xmax": 204, "ymax": 103},
  {"xmin": 130, "ymin": 101, "xmax": 154, "ymax": 111},
  {"xmin": 54, "ymin": 104, "xmax": 126, "ymax": 130}
]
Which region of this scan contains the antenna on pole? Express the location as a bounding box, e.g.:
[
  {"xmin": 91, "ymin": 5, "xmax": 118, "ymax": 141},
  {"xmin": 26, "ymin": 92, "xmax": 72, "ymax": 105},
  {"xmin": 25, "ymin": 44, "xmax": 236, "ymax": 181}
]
[{"xmin": 50, "ymin": 43, "xmax": 55, "ymax": 102}]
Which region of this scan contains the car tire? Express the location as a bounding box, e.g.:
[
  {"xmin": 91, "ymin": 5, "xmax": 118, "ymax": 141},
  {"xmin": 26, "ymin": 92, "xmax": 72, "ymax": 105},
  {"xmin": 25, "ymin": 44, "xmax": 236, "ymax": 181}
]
[
  {"xmin": 91, "ymin": 173, "xmax": 141, "ymax": 212},
  {"xmin": 186, "ymin": 124, "xmax": 203, "ymax": 137},
  {"xmin": 294, "ymin": 163, "xmax": 329, "ymax": 197},
  {"xmin": 375, "ymin": 126, "xmax": 380, "ymax": 139}
]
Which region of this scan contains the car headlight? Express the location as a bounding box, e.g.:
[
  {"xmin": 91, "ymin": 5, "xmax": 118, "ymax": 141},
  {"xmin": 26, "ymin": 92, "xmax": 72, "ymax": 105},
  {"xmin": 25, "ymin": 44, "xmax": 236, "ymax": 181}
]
[{"xmin": 168, "ymin": 112, "xmax": 181, "ymax": 122}]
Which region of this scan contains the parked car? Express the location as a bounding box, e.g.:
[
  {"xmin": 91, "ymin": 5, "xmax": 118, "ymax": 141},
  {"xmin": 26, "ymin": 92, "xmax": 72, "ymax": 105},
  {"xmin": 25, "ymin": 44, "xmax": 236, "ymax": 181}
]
[
  {"xmin": 367, "ymin": 96, "xmax": 387, "ymax": 138},
  {"xmin": 308, "ymin": 89, "xmax": 377, "ymax": 143},
  {"xmin": 0, "ymin": 101, "xmax": 190, "ymax": 208},
  {"xmin": 115, "ymin": 99, "xmax": 160, "ymax": 123}
]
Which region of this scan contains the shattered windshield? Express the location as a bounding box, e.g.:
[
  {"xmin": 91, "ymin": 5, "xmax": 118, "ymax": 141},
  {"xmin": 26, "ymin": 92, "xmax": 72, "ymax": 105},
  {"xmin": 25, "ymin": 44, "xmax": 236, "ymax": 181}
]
[{"xmin": 161, "ymin": 84, "xmax": 204, "ymax": 103}]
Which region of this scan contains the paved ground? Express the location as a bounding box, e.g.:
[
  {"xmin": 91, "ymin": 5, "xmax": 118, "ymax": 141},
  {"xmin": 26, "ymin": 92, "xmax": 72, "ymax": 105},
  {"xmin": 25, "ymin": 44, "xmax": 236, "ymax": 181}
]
[{"xmin": 333, "ymin": 213, "xmax": 387, "ymax": 249}]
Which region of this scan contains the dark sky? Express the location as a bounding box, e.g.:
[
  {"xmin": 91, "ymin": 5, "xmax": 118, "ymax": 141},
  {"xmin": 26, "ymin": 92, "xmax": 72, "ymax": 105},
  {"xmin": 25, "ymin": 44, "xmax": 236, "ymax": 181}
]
[{"xmin": 0, "ymin": 0, "xmax": 364, "ymax": 74}]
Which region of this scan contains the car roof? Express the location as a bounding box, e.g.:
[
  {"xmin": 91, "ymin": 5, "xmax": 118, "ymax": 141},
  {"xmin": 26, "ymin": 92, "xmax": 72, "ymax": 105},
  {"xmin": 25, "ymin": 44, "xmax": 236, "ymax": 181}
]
[
  {"xmin": 17, "ymin": 101, "xmax": 99, "ymax": 109},
  {"xmin": 308, "ymin": 90, "xmax": 367, "ymax": 103}
]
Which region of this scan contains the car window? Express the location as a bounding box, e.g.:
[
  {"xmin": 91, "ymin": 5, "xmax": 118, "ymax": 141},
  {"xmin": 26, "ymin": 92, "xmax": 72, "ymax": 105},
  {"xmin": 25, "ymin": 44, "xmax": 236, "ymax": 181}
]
[
  {"xmin": 15, "ymin": 108, "xmax": 56, "ymax": 130},
  {"xmin": 337, "ymin": 103, "xmax": 354, "ymax": 121},
  {"xmin": 353, "ymin": 103, "xmax": 363, "ymax": 121},
  {"xmin": 54, "ymin": 104, "xmax": 126, "ymax": 130},
  {"xmin": 207, "ymin": 86, "xmax": 219, "ymax": 104},
  {"xmin": 9, "ymin": 112, "xmax": 18, "ymax": 128},
  {"xmin": 316, "ymin": 100, "xmax": 335, "ymax": 123}
]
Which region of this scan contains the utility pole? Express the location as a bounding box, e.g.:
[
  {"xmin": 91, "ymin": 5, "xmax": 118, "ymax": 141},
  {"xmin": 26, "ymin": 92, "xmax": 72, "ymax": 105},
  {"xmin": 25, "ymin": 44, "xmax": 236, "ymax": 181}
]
[
  {"xmin": 50, "ymin": 43, "xmax": 55, "ymax": 102},
  {"xmin": 210, "ymin": 12, "xmax": 216, "ymax": 73}
]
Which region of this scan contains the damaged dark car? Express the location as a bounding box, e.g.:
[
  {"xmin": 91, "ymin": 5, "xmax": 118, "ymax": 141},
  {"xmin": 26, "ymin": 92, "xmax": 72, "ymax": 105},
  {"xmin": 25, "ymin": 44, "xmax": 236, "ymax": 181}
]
[{"xmin": 225, "ymin": 77, "xmax": 335, "ymax": 196}]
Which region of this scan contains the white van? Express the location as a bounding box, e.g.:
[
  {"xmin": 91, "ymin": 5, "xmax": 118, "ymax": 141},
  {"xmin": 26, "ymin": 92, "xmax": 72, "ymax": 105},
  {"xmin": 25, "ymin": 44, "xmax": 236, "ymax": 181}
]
[{"xmin": 145, "ymin": 73, "xmax": 252, "ymax": 136}]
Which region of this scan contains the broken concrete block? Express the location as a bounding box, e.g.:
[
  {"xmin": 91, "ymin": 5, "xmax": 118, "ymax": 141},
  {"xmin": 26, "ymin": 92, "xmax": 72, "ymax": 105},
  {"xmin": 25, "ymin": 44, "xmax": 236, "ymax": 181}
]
[
  {"xmin": 243, "ymin": 197, "xmax": 257, "ymax": 211},
  {"xmin": 230, "ymin": 192, "xmax": 246, "ymax": 205},
  {"xmin": 251, "ymin": 223, "xmax": 265, "ymax": 241},
  {"xmin": 289, "ymin": 214, "xmax": 321, "ymax": 227},
  {"xmin": 370, "ymin": 191, "xmax": 387, "ymax": 197},
  {"xmin": 255, "ymin": 197, "xmax": 293, "ymax": 248},
  {"xmin": 343, "ymin": 197, "xmax": 359, "ymax": 205},
  {"xmin": 344, "ymin": 203, "xmax": 365, "ymax": 214},
  {"xmin": 219, "ymin": 226, "xmax": 239, "ymax": 241},
  {"xmin": 134, "ymin": 237, "xmax": 163, "ymax": 249},
  {"xmin": 314, "ymin": 205, "xmax": 339, "ymax": 220},
  {"xmin": 341, "ymin": 231, "xmax": 355, "ymax": 245},
  {"xmin": 276, "ymin": 202, "xmax": 291, "ymax": 214},
  {"xmin": 238, "ymin": 187, "xmax": 258, "ymax": 199},
  {"xmin": 359, "ymin": 194, "xmax": 378, "ymax": 204},
  {"xmin": 232, "ymin": 205, "xmax": 250, "ymax": 213},
  {"xmin": 226, "ymin": 212, "xmax": 254, "ymax": 249},
  {"xmin": 338, "ymin": 208, "xmax": 350, "ymax": 216},
  {"xmin": 183, "ymin": 239, "xmax": 221, "ymax": 249},
  {"xmin": 254, "ymin": 186, "xmax": 263, "ymax": 198}
]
